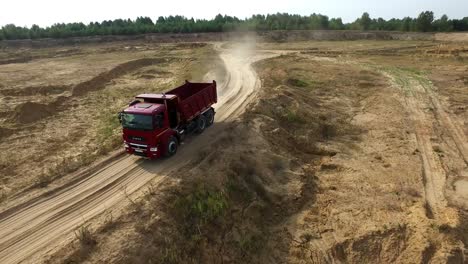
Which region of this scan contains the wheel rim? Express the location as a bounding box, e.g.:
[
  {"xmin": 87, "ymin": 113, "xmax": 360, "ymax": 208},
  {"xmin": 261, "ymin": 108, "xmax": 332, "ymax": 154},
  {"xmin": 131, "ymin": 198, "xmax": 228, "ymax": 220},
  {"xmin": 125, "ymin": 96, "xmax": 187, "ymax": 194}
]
[
  {"xmin": 200, "ymin": 119, "xmax": 206, "ymax": 130},
  {"xmin": 208, "ymin": 112, "xmax": 214, "ymax": 123},
  {"xmin": 168, "ymin": 141, "xmax": 177, "ymax": 153}
]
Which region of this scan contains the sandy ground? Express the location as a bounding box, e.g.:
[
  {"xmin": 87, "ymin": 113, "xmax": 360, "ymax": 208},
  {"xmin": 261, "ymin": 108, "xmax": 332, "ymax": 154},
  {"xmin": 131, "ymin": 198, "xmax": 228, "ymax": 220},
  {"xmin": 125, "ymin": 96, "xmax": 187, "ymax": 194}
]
[
  {"xmin": 260, "ymin": 42, "xmax": 468, "ymax": 263},
  {"xmin": 0, "ymin": 38, "xmax": 467, "ymax": 263},
  {"xmin": 43, "ymin": 40, "xmax": 466, "ymax": 264}
]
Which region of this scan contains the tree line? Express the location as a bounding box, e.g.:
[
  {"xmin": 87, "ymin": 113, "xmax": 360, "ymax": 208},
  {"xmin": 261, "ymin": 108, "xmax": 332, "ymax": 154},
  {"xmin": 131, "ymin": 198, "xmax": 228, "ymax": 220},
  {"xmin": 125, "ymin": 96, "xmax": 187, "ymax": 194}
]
[{"xmin": 1, "ymin": 11, "xmax": 467, "ymax": 40}]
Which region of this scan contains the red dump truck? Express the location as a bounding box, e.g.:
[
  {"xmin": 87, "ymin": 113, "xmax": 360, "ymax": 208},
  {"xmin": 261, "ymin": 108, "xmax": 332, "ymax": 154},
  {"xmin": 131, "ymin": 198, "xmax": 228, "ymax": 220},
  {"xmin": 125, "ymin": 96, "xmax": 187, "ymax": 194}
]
[{"xmin": 119, "ymin": 80, "xmax": 217, "ymax": 159}]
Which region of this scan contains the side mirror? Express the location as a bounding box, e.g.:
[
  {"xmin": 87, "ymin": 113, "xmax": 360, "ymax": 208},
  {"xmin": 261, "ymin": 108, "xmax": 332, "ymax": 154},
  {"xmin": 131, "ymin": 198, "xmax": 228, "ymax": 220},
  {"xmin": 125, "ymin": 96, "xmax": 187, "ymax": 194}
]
[{"xmin": 118, "ymin": 112, "xmax": 123, "ymax": 123}]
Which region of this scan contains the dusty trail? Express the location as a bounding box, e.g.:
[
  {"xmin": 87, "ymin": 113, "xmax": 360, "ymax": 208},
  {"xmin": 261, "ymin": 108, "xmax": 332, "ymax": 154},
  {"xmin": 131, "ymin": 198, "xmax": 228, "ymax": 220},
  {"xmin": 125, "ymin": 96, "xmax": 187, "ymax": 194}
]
[
  {"xmin": 0, "ymin": 45, "xmax": 276, "ymax": 264},
  {"xmin": 384, "ymin": 69, "xmax": 466, "ymax": 219},
  {"xmin": 399, "ymin": 76, "xmax": 447, "ymax": 216}
]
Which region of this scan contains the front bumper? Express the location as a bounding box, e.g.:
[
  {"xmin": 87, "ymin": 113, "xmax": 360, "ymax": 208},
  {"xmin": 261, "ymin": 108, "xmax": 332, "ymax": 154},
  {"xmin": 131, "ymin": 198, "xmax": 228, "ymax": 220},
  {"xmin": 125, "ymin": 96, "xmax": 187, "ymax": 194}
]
[{"xmin": 124, "ymin": 142, "xmax": 160, "ymax": 159}]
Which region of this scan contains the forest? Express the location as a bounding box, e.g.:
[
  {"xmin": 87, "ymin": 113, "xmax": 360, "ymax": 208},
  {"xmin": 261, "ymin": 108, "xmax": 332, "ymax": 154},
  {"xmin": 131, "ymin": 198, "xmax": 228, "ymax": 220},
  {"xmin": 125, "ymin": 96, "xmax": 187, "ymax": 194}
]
[{"xmin": 1, "ymin": 11, "xmax": 467, "ymax": 40}]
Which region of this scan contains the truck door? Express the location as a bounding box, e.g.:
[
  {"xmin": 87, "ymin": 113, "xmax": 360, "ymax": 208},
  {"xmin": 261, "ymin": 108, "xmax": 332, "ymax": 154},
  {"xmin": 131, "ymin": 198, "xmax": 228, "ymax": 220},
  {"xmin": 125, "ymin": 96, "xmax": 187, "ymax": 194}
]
[
  {"xmin": 167, "ymin": 98, "xmax": 179, "ymax": 128},
  {"xmin": 154, "ymin": 112, "xmax": 164, "ymax": 128}
]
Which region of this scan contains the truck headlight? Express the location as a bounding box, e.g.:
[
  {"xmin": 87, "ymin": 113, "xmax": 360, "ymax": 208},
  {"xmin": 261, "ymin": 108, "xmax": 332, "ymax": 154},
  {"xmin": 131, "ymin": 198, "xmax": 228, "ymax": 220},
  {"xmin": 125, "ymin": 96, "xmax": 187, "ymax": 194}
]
[{"xmin": 150, "ymin": 147, "xmax": 158, "ymax": 152}]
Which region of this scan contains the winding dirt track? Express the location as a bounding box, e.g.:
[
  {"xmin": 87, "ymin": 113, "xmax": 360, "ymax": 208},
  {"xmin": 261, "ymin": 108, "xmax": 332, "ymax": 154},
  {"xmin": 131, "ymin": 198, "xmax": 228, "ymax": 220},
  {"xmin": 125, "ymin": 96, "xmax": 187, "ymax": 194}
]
[{"xmin": 0, "ymin": 45, "xmax": 275, "ymax": 264}]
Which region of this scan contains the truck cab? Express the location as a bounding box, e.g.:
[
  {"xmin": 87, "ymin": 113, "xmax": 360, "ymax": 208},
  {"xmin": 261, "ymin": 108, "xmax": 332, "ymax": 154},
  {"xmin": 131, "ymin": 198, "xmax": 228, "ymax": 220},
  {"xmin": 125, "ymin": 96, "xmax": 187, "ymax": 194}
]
[{"xmin": 119, "ymin": 81, "xmax": 217, "ymax": 159}]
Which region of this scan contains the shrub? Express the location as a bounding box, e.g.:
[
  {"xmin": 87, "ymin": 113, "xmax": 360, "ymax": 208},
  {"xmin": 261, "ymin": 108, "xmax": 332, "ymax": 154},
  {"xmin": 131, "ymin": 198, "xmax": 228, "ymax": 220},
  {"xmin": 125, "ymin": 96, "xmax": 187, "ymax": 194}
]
[
  {"xmin": 36, "ymin": 173, "xmax": 53, "ymax": 188},
  {"xmin": 74, "ymin": 224, "xmax": 97, "ymax": 247},
  {"xmin": 284, "ymin": 109, "xmax": 307, "ymax": 124}
]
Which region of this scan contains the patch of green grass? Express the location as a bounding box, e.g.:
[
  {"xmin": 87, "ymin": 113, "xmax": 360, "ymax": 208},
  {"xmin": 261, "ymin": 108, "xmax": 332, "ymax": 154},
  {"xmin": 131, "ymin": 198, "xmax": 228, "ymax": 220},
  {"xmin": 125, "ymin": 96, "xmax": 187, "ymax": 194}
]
[
  {"xmin": 96, "ymin": 108, "xmax": 122, "ymax": 154},
  {"xmin": 98, "ymin": 111, "xmax": 119, "ymax": 141},
  {"xmin": 379, "ymin": 67, "xmax": 412, "ymax": 95},
  {"xmin": 174, "ymin": 185, "xmax": 228, "ymax": 230},
  {"xmin": 287, "ymin": 78, "xmax": 309, "ymax": 87},
  {"xmin": 412, "ymin": 72, "xmax": 433, "ymax": 90},
  {"xmin": 400, "ymin": 66, "xmax": 423, "ymax": 76},
  {"xmin": 384, "ymin": 66, "xmax": 434, "ymax": 94},
  {"xmin": 284, "ymin": 109, "xmax": 307, "ymax": 124}
]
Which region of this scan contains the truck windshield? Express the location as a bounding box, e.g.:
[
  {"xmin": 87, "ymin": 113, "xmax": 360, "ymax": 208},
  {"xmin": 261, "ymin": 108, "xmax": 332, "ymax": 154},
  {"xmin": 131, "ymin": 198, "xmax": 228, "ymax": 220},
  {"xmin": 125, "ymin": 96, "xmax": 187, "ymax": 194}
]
[{"xmin": 121, "ymin": 113, "xmax": 153, "ymax": 130}]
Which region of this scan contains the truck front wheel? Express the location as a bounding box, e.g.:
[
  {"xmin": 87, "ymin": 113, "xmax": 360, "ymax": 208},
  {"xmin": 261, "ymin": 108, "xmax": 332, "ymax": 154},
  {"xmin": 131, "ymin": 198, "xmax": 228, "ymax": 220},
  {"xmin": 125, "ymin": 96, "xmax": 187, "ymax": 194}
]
[{"xmin": 165, "ymin": 136, "xmax": 178, "ymax": 157}]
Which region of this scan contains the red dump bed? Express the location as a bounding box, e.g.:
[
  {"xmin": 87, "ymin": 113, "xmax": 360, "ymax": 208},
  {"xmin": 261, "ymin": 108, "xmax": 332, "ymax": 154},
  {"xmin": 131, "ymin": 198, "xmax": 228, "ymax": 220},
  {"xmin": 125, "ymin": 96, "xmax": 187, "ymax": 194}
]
[{"xmin": 168, "ymin": 81, "xmax": 217, "ymax": 122}]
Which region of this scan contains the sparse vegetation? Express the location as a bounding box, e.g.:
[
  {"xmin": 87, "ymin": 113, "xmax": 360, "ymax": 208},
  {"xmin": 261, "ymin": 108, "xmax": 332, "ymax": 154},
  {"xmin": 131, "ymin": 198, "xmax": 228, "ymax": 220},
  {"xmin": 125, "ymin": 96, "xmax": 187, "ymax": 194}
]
[
  {"xmin": 283, "ymin": 108, "xmax": 307, "ymax": 124},
  {"xmin": 287, "ymin": 78, "xmax": 308, "ymax": 87},
  {"xmin": 74, "ymin": 224, "xmax": 97, "ymax": 247},
  {"xmin": 173, "ymin": 185, "xmax": 228, "ymax": 233}
]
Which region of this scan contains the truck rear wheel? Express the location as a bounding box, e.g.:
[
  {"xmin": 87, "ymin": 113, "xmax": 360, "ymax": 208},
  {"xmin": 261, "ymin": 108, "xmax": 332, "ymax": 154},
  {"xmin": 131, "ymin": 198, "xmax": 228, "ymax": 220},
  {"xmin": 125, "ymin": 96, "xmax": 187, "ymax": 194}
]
[
  {"xmin": 195, "ymin": 116, "xmax": 206, "ymax": 133},
  {"xmin": 204, "ymin": 109, "xmax": 215, "ymax": 127},
  {"xmin": 165, "ymin": 136, "xmax": 178, "ymax": 157}
]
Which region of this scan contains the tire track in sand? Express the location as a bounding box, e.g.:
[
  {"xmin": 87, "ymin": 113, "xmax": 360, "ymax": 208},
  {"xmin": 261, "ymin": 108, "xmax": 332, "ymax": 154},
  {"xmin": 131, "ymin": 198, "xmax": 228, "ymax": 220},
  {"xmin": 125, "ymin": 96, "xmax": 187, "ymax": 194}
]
[
  {"xmin": 0, "ymin": 45, "xmax": 277, "ymax": 264},
  {"xmin": 384, "ymin": 69, "xmax": 466, "ymax": 220}
]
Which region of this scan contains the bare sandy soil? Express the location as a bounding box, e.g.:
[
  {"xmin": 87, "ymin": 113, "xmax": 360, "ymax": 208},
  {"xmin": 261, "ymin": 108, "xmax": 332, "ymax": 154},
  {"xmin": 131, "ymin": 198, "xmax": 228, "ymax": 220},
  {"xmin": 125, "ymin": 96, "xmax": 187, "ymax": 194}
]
[{"xmin": 0, "ymin": 37, "xmax": 467, "ymax": 263}]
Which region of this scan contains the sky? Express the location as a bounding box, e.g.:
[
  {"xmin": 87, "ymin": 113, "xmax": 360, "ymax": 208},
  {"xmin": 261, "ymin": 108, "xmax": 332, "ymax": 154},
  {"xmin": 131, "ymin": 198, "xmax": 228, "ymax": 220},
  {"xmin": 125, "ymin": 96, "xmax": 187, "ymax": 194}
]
[{"xmin": 1, "ymin": 0, "xmax": 466, "ymax": 27}]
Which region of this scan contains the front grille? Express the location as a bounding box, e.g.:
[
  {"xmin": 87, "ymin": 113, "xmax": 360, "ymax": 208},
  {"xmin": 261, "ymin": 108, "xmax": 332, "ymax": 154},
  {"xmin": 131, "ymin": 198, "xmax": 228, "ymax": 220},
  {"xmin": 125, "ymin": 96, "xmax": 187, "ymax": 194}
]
[
  {"xmin": 130, "ymin": 136, "xmax": 146, "ymax": 142},
  {"xmin": 129, "ymin": 143, "xmax": 147, "ymax": 157},
  {"xmin": 129, "ymin": 143, "xmax": 147, "ymax": 151}
]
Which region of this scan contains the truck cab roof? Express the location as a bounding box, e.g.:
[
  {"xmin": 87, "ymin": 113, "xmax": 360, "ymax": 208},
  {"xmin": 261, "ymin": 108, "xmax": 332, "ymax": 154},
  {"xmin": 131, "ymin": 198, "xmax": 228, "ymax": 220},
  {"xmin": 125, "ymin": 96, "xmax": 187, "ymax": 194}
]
[
  {"xmin": 136, "ymin": 94, "xmax": 177, "ymax": 100},
  {"xmin": 124, "ymin": 102, "xmax": 165, "ymax": 115}
]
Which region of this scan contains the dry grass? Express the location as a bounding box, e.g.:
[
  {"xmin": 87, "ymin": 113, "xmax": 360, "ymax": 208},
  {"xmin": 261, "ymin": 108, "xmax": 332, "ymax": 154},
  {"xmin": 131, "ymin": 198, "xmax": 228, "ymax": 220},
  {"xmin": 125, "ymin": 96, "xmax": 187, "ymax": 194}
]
[{"xmin": 74, "ymin": 224, "xmax": 97, "ymax": 247}]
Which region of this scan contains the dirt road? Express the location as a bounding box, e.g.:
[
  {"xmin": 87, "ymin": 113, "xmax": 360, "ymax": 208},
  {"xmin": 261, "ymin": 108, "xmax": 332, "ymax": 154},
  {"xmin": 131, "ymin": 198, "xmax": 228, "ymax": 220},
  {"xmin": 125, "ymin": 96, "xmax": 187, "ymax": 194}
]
[
  {"xmin": 384, "ymin": 68, "xmax": 468, "ymax": 218},
  {"xmin": 0, "ymin": 45, "xmax": 275, "ymax": 264}
]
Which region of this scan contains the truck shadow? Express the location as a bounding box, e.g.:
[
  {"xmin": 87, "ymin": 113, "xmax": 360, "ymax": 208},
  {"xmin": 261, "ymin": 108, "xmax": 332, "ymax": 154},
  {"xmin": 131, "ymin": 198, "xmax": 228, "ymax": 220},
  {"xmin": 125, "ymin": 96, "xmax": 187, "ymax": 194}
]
[{"xmin": 137, "ymin": 121, "xmax": 233, "ymax": 175}]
